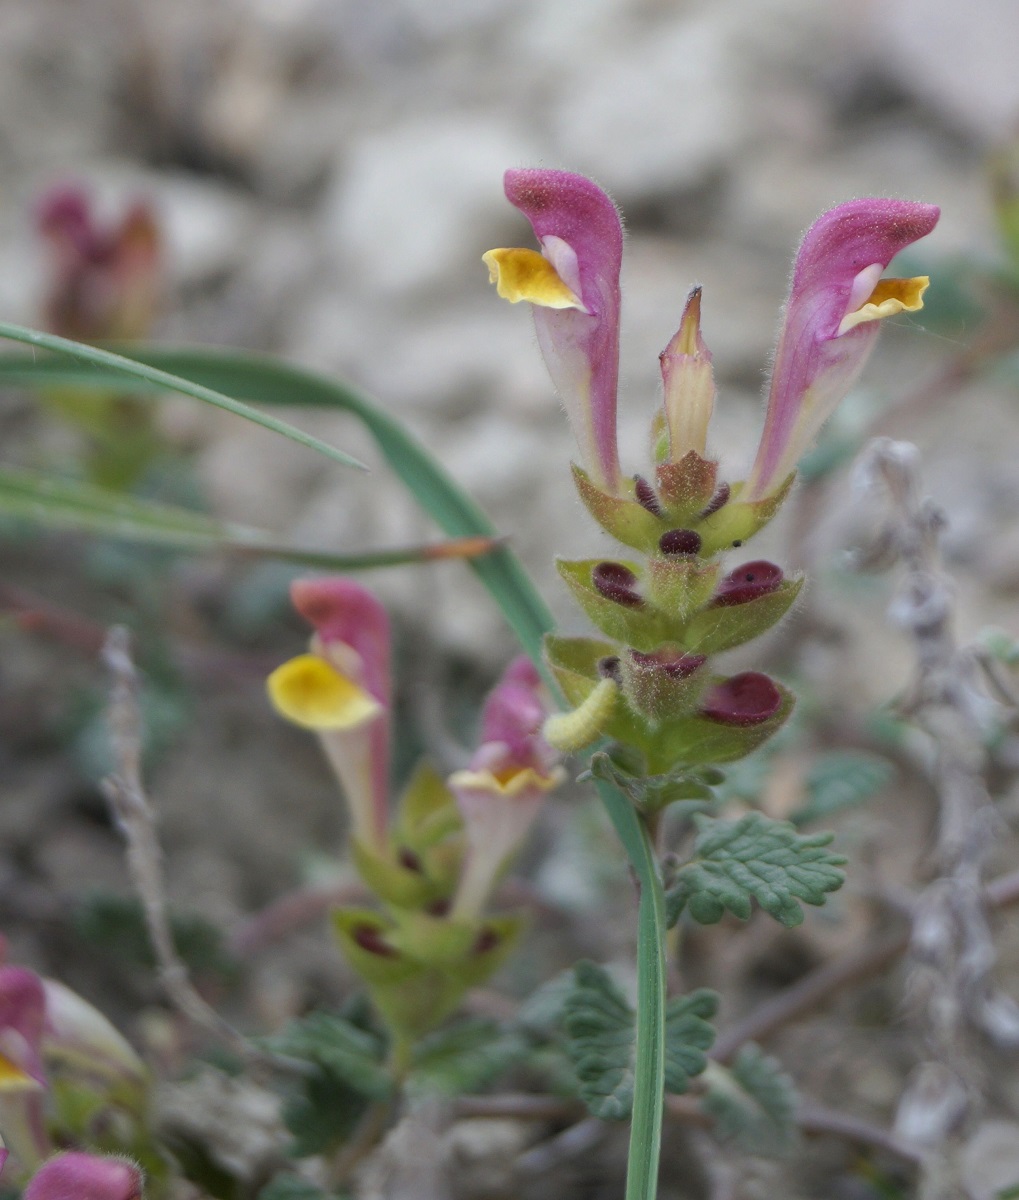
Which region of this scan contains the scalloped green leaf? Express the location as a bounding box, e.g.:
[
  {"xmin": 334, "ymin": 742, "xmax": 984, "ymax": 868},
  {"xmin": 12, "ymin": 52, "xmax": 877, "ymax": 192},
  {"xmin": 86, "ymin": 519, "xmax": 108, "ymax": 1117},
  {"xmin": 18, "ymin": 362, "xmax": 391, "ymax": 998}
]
[
  {"xmin": 665, "ymin": 812, "xmax": 846, "ymax": 928},
  {"xmin": 700, "ymin": 1045, "xmax": 798, "ymax": 1157}
]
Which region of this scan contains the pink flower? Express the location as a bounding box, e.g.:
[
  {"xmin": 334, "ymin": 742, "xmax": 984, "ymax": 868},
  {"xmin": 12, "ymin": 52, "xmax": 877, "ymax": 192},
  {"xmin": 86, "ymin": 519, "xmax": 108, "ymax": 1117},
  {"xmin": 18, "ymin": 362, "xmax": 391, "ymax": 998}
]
[
  {"xmin": 23, "ymin": 1152, "xmax": 142, "ymax": 1200},
  {"xmin": 267, "ymin": 579, "xmax": 391, "ymax": 851},
  {"xmin": 0, "ymin": 961, "xmax": 50, "ymax": 1172},
  {"xmin": 486, "ymin": 173, "xmax": 939, "ymax": 507},
  {"xmin": 0, "ymin": 948, "xmax": 149, "ymax": 1178},
  {"xmin": 744, "ymin": 198, "xmax": 939, "ymax": 500},
  {"xmin": 36, "ymin": 185, "xmax": 162, "ymax": 343},
  {"xmin": 483, "ymin": 170, "xmax": 624, "ymax": 494},
  {"xmin": 449, "ymin": 658, "xmax": 565, "ymax": 919}
]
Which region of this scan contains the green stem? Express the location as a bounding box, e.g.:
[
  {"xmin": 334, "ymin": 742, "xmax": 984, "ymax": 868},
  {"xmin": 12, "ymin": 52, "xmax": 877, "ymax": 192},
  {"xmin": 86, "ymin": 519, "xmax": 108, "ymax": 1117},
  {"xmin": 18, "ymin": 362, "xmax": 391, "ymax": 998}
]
[{"xmin": 596, "ymin": 779, "xmax": 667, "ymax": 1200}]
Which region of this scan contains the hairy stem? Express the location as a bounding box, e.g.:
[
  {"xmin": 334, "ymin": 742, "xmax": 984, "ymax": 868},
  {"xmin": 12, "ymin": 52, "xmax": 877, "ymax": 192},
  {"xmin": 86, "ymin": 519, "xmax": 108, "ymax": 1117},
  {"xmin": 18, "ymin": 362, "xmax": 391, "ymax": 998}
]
[{"xmin": 596, "ymin": 779, "xmax": 667, "ymax": 1200}]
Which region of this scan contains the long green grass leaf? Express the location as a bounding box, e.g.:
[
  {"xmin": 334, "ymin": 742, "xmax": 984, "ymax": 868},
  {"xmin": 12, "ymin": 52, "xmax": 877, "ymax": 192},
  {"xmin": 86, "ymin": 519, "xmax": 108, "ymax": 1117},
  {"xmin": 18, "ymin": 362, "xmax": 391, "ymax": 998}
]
[
  {"xmin": 0, "ymin": 323, "xmax": 366, "ymax": 472},
  {"xmin": 0, "ymin": 465, "xmax": 496, "ymax": 573},
  {"xmin": 0, "ymin": 343, "xmax": 554, "ymax": 660}
]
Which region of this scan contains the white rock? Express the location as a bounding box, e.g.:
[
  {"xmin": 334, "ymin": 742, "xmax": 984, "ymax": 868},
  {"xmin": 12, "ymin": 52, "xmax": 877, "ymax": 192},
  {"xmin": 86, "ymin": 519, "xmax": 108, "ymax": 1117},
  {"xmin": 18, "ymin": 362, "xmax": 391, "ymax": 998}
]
[
  {"xmin": 868, "ymin": 0, "xmax": 1019, "ymax": 142},
  {"xmin": 551, "ymin": 11, "xmax": 743, "ymax": 200},
  {"xmin": 322, "ymin": 115, "xmax": 541, "ymax": 296}
]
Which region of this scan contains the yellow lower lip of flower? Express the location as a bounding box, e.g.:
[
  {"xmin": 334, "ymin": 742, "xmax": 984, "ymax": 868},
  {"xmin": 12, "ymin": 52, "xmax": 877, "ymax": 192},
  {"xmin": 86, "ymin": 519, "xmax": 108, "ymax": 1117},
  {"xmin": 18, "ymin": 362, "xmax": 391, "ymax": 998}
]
[
  {"xmin": 449, "ymin": 765, "xmax": 565, "ymax": 797},
  {"xmin": 483, "ymin": 247, "xmax": 585, "ymax": 310},
  {"xmin": 0, "ymin": 1051, "xmax": 40, "ymax": 1092},
  {"xmin": 267, "ymin": 654, "xmax": 382, "ymax": 731},
  {"xmin": 838, "ymin": 276, "xmax": 929, "ymax": 335}
]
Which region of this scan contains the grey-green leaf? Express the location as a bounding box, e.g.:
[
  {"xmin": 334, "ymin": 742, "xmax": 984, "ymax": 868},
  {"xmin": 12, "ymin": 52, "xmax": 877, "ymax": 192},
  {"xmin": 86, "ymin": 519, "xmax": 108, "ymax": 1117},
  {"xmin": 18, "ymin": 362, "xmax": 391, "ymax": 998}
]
[
  {"xmin": 790, "ymin": 751, "xmax": 894, "ymax": 827},
  {"xmin": 258, "ymin": 1177, "xmax": 337, "ymax": 1200},
  {"xmin": 563, "ymin": 964, "xmax": 717, "ymax": 1118},
  {"xmin": 410, "ymin": 1020, "xmax": 525, "ymax": 1096},
  {"xmin": 663, "ymin": 990, "xmax": 717, "ymax": 1094},
  {"xmin": 562, "ymin": 961, "xmax": 637, "ymax": 1121},
  {"xmin": 665, "ymin": 813, "xmax": 846, "ymax": 929},
  {"xmin": 700, "ymin": 1045, "xmax": 798, "ymax": 1157},
  {"xmin": 265, "ymin": 1012, "xmax": 392, "ymax": 1101}
]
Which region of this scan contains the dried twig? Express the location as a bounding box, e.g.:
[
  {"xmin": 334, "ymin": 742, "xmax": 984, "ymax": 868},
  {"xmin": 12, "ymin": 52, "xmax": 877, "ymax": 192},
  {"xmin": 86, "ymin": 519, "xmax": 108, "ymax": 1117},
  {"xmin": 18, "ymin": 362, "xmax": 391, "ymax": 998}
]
[
  {"xmin": 100, "ymin": 626, "xmax": 309, "ymax": 1077},
  {"xmin": 850, "ymin": 439, "xmax": 1019, "ymax": 1196}
]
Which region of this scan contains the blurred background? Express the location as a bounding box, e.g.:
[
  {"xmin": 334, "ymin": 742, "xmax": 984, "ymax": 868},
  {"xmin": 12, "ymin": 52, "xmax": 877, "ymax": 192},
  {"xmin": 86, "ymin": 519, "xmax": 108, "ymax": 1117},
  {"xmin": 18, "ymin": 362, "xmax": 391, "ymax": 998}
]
[
  {"xmin": 4, "ymin": 2, "xmax": 1019, "ymax": 1194},
  {"xmin": 3, "ymin": 0, "xmax": 1015, "ymax": 655}
]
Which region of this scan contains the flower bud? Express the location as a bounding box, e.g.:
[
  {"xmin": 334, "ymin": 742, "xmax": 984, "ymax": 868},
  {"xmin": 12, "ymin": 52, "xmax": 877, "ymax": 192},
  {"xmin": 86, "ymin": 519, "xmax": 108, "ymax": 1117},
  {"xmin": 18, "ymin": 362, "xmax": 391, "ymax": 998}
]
[
  {"xmin": 23, "ymin": 1152, "xmax": 142, "ymax": 1200},
  {"xmin": 659, "ymin": 286, "xmax": 716, "ymax": 461}
]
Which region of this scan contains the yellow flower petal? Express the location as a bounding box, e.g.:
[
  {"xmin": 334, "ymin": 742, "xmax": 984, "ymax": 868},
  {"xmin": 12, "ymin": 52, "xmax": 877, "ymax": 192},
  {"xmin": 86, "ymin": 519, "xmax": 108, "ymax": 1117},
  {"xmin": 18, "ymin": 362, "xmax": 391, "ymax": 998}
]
[
  {"xmin": 837, "ymin": 276, "xmax": 929, "ymax": 335},
  {"xmin": 482, "ymin": 247, "xmax": 585, "ymax": 310},
  {"xmin": 0, "ymin": 1051, "xmax": 41, "ymax": 1092},
  {"xmin": 267, "ymin": 654, "xmax": 382, "ymax": 731},
  {"xmin": 448, "ymin": 764, "xmax": 566, "ymax": 798}
]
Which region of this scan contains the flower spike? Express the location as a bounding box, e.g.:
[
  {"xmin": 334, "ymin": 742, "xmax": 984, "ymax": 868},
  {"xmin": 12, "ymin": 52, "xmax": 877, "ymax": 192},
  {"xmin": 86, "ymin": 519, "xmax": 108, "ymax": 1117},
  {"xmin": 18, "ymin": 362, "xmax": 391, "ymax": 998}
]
[
  {"xmin": 745, "ymin": 197, "xmax": 939, "ymax": 500},
  {"xmin": 484, "ymin": 169, "xmax": 624, "ymax": 494}
]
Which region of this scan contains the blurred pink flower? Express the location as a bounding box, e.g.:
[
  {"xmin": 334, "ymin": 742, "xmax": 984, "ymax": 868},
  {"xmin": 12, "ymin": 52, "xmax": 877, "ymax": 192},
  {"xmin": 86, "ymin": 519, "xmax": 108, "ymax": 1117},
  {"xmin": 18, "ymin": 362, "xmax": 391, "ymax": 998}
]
[
  {"xmin": 449, "ymin": 658, "xmax": 565, "ymax": 919},
  {"xmin": 36, "ymin": 184, "xmax": 162, "ymax": 343},
  {"xmin": 267, "ymin": 579, "xmax": 392, "ymax": 851},
  {"xmin": 23, "ymin": 1152, "xmax": 142, "ymax": 1200}
]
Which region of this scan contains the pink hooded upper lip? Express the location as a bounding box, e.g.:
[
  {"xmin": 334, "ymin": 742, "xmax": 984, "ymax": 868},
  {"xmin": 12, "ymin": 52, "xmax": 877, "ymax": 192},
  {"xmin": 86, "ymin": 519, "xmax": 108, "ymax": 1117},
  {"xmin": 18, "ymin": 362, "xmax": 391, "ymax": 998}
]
[{"xmin": 746, "ymin": 197, "xmax": 940, "ymax": 498}]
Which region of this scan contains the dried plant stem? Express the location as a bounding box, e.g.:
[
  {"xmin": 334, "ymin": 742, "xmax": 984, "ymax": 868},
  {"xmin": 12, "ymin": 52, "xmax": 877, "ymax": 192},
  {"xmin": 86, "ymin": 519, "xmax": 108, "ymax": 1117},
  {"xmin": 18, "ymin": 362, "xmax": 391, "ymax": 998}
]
[
  {"xmin": 100, "ymin": 626, "xmax": 308, "ymax": 1077},
  {"xmin": 851, "ymin": 439, "xmax": 1017, "ymax": 1196}
]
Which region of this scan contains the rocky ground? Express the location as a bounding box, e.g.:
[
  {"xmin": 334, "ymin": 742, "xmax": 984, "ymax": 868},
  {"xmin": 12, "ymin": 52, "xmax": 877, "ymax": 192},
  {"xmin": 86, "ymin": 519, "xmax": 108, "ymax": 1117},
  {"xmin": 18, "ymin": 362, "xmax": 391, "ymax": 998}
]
[{"xmin": 4, "ymin": 1, "xmax": 1019, "ymax": 1197}]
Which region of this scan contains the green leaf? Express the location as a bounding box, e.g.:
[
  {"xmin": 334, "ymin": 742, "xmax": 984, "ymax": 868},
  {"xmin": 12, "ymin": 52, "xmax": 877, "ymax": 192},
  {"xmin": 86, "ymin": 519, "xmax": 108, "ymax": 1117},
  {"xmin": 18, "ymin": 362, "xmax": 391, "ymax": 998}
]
[
  {"xmin": 265, "ymin": 1012, "xmax": 392, "ymax": 1101},
  {"xmin": 258, "ymin": 1177, "xmax": 338, "ymax": 1200},
  {"xmin": 280, "ymin": 1069, "xmax": 369, "ymax": 1159},
  {"xmin": 0, "ymin": 323, "xmax": 366, "ymax": 471},
  {"xmin": 265, "ymin": 1011, "xmax": 392, "ymax": 1158},
  {"xmin": 410, "ymin": 1019, "xmax": 525, "ymax": 1095},
  {"xmin": 700, "ymin": 1045, "xmax": 798, "ymax": 1157},
  {"xmin": 74, "ymin": 892, "xmax": 239, "ymax": 985},
  {"xmin": 562, "ymin": 961, "xmax": 637, "ymax": 1121},
  {"xmin": 790, "ymin": 751, "xmax": 894, "ymax": 827},
  {"xmin": 663, "ymin": 990, "xmax": 718, "ymax": 1094},
  {"xmin": 665, "ymin": 813, "xmax": 846, "ymax": 928},
  {"xmin": 0, "ymin": 464, "xmax": 496, "ymax": 571},
  {"xmin": 0, "ymin": 343, "xmax": 554, "ymax": 665},
  {"xmin": 561, "ymin": 964, "xmax": 717, "ymax": 1120}
]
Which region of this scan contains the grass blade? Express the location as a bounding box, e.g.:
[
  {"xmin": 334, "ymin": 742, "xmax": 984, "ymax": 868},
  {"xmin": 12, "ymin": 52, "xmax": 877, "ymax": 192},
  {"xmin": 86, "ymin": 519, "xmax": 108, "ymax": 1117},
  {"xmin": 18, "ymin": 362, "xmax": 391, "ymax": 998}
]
[
  {"xmin": 0, "ymin": 322, "xmax": 366, "ymax": 472},
  {"xmin": 0, "ymin": 343, "xmax": 554, "ymax": 660},
  {"xmin": 0, "ymin": 464, "xmax": 498, "ymax": 572}
]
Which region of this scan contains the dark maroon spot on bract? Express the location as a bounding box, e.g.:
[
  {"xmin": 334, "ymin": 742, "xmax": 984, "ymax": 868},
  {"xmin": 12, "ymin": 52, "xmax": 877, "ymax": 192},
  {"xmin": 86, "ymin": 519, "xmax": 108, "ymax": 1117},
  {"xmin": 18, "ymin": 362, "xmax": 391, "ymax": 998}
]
[
  {"xmin": 592, "ymin": 561, "xmax": 643, "ymax": 608},
  {"xmin": 700, "ymin": 482, "xmax": 730, "ymax": 518},
  {"xmin": 700, "ymin": 672, "xmax": 782, "ymax": 726},
  {"xmin": 659, "ymin": 528, "xmax": 702, "ymax": 556},
  {"xmin": 598, "ymin": 655, "xmax": 622, "ymax": 681},
  {"xmin": 398, "ymin": 847, "xmax": 423, "ymax": 872},
  {"xmin": 711, "ymin": 560, "xmax": 784, "ymax": 607},
  {"xmin": 633, "ymin": 474, "xmax": 664, "ymax": 516},
  {"xmin": 629, "ymin": 649, "xmax": 706, "ymax": 679},
  {"xmin": 473, "ymin": 927, "xmax": 500, "ymax": 955},
  {"xmin": 353, "ymin": 924, "xmax": 399, "ymax": 957},
  {"xmin": 426, "ymin": 898, "xmax": 451, "ymax": 917}
]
